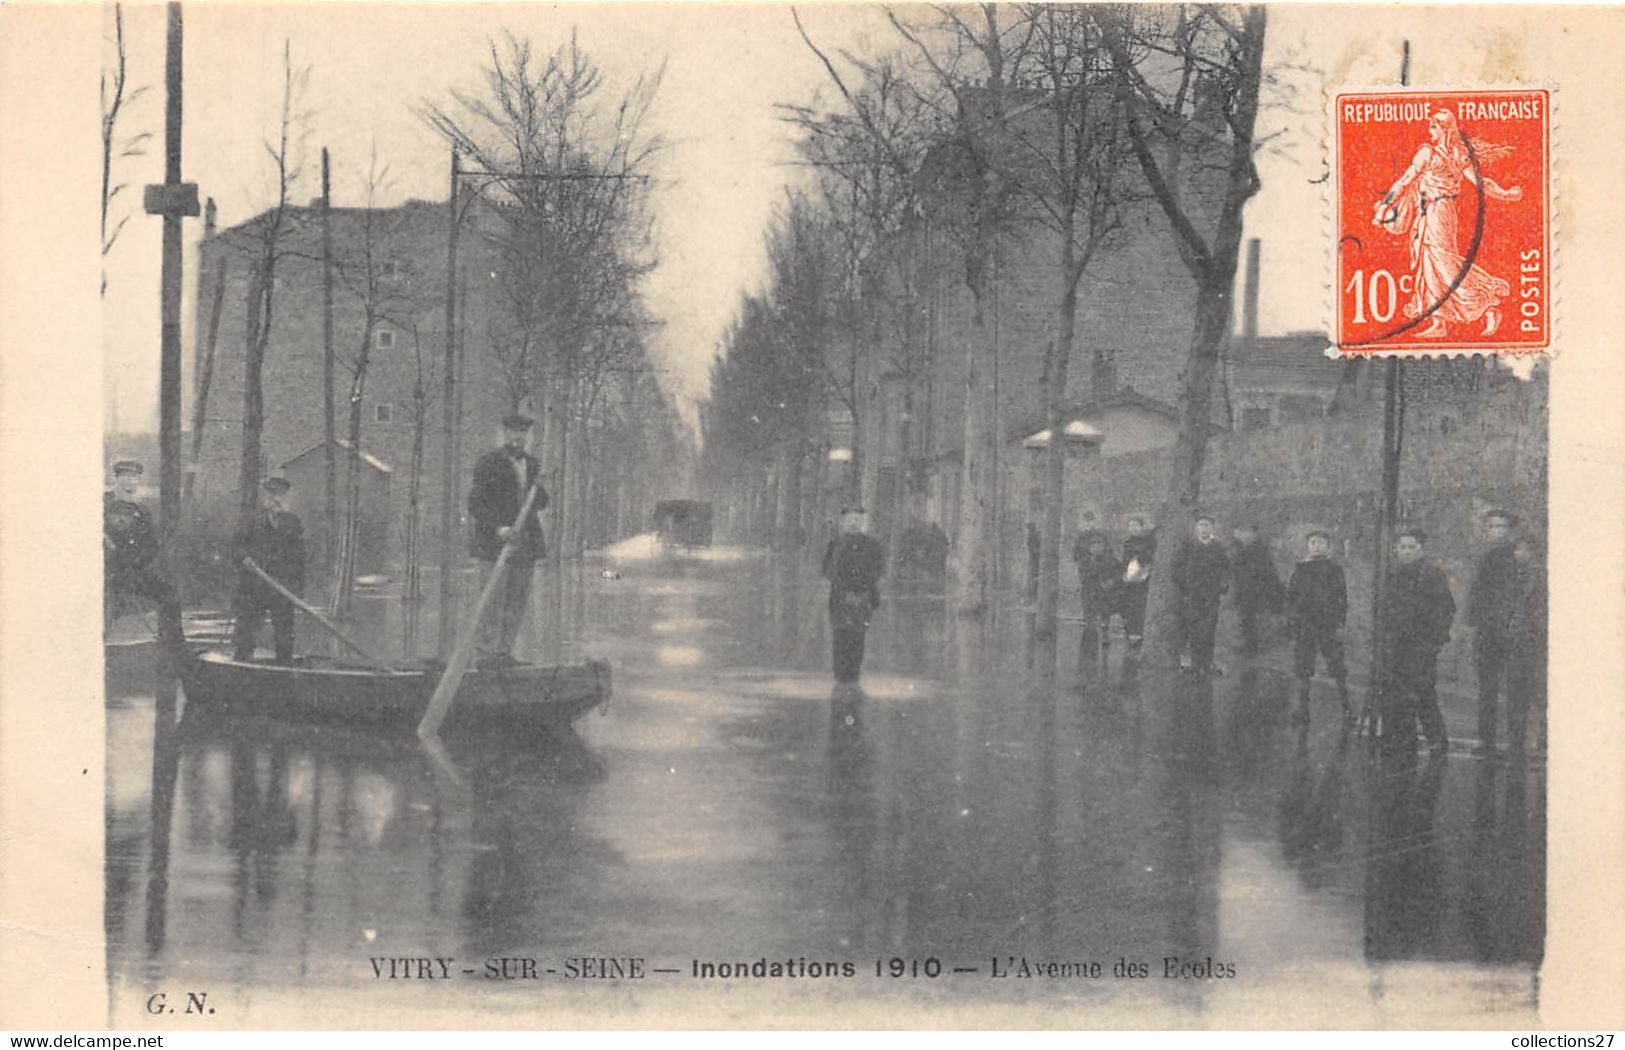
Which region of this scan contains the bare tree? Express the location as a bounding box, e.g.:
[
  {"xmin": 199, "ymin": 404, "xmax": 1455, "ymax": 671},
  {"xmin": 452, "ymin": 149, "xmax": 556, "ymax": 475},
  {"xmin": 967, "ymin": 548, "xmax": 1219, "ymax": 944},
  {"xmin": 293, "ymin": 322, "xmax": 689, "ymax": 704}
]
[
  {"xmin": 330, "ymin": 147, "xmax": 417, "ymax": 615},
  {"xmin": 234, "ymin": 41, "xmax": 312, "ymax": 534},
  {"xmin": 403, "ymin": 325, "xmax": 438, "ymax": 612},
  {"xmin": 100, "ymin": 2, "xmax": 150, "ymax": 300},
  {"xmin": 1099, "ymin": 4, "xmax": 1268, "ymax": 663}
]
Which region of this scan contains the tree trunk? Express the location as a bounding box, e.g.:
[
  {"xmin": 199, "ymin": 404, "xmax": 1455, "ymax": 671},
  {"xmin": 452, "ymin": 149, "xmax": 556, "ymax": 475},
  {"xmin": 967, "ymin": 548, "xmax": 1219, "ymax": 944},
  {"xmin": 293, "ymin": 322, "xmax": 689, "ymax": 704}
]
[
  {"xmin": 776, "ymin": 443, "xmax": 804, "ymax": 554},
  {"xmin": 1035, "ymin": 253, "xmax": 1083, "ymax": 647},
  {"xmin": 334, "ymin": 329, "xmax": 370, "ymax": 618},
  {"xmin": 322, "ymin": 148, "xmax": 338, "ymax": 587},
  {"xmin": 237, "ymin": 264, "xmax": 268, "ymax": 529},
  {"xmin": 955, "ymin": 278, "xmax": 995, "ymax": 619},
  {"xmin": 185, "ymin": 256, "xmax": 227, "ymax": 510}
]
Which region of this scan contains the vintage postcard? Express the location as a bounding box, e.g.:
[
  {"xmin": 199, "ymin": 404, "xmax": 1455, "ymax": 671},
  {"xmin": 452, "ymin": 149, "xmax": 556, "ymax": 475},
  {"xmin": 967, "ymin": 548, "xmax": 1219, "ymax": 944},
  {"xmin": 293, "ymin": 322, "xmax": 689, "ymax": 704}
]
[{"xmin": 2, "ymin": 1, "xmax": 1623, "ymax": 1032}]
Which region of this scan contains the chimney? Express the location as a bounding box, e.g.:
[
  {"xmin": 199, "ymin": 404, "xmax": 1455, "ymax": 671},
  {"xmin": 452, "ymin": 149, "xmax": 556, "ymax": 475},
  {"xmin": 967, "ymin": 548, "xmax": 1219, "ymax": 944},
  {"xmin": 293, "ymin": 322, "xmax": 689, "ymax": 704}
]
[{"xmin": 1242, "ymin": 237, "xmax": 1261, "ymax": 340}]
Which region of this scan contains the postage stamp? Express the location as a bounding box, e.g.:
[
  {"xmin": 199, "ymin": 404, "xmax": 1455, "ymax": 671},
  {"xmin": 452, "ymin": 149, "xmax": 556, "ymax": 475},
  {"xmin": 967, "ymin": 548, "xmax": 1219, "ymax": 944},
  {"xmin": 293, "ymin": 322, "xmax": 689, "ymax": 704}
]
[{"xmin": 1332, "ymin": 88, "xmax": 1552, "ymax": 356}]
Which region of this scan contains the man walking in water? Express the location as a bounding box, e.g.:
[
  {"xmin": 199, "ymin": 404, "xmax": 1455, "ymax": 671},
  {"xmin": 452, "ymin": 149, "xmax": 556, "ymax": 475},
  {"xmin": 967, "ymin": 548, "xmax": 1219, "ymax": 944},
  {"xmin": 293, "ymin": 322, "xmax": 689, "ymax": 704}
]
[{"xmin": 823, "ymin": 505, "xmax": 885, "ymax": 688}]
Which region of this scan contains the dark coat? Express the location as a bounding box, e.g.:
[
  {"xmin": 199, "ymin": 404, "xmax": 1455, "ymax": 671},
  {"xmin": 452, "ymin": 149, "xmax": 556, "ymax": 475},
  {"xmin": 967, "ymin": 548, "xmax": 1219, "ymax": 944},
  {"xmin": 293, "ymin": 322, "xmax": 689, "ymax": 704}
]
[
  {"xmin": 468, "ymin": 447, "xmax": 548, "ymax": 561},
  {"xmin": 1071, "ymin": 541, "xmax": 1122, "ymax": 617},
  {"xmin": 104, "ymin": 492, "xmax": 158, "ymax": 576},
  {"xmin": 1466, "ymin": 543, "xmax": 1518, "ymax": 641},
  {"xmin": 235, "ymin": 510, "xmax": 306, "ymax": 598},
  {"xmin": 1172, "ymin": 537, "xmax": 1231, "ymax": 606},
  {"xmin": 823, "ymin": 533, "xmax": 885, "ymax": 628},
  {"xmin": 1231, "ymin": 538, "xmax": 1284, "ymax": 612},
  {"xmin": 1287, "ymin": 557, "xmax": 1348, "ymax": 631},
  {"xmin": 1507, "ymin": 562, "xmax": 1547, "ymax": 665},
  {"xmin": 1382, "ymin": 561, "xmax": 1456, "ymax": 656}
]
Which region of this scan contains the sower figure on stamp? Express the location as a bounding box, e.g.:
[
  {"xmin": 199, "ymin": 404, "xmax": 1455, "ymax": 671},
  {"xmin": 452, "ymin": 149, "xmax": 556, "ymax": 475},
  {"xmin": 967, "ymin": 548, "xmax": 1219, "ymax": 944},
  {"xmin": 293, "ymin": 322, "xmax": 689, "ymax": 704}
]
[
  {"xmin": 823, "ymin": 505, "xmax": 885, "ymax": 688},
  {"xmin": 1466, "ymin": 509, "xmax": 1519, "ymax": 754},
  {"xmin": 1071, "ymin": 528, "xmax": 1122, "ymax": 666},
  {"xmin": 232, "ymin": 475, "xmax": 306, "ymax": 665},
  {"xmin": 1172, "ymin": 513, "xmax": 1231, "ymax": 675},
  {"xmin": 1504, "ymin": 534, "xmax": 1547, "ymax": 758},
  {"xmin": 1378, "ymin": 526, "xmax": 1457, "ymax": 758},
  {"xmin": 1286, "ymin": 529, "xmax": 1350, "ymax": 725},
  {"xmin": 468, "ymin": 413, "xmax": 548, "ymax": 669},
  {"xmin": 1119, "ymin": 515, "xmax": 1157, "ymax": 655},
  {"xmin": 104, "ymin": 459, "xmax": 174, "ymax": 633},
  {"xmin": 1229, "ymin": 522, "xmax": 1283, "ymax": 656}
]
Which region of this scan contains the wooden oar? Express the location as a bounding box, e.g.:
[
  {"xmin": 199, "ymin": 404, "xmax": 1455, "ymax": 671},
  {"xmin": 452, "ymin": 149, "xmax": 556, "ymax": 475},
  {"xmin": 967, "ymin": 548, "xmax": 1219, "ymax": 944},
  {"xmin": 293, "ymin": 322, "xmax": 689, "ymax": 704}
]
[
  {"xmin": 242, "ymin": 557, "xmax": 397, "ymax": 671},
  {"xmin": 417, "ymin": 482, "xmax": 543, "ymax": 740}
]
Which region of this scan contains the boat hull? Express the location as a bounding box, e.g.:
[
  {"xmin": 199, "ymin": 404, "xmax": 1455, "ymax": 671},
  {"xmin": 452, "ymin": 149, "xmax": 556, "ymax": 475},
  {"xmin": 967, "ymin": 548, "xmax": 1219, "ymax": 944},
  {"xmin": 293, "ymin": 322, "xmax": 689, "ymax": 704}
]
[{"xmin": 181, "ymin": 651, "xmax": 612, "ymax": 735}]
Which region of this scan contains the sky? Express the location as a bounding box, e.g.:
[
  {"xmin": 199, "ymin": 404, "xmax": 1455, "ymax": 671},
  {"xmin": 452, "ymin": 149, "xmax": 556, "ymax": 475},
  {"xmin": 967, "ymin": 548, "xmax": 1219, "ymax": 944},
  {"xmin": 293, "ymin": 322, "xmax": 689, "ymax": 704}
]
[{"xmin": 99, "ymin": 4, "xmax": 1381, "ymax": 435}]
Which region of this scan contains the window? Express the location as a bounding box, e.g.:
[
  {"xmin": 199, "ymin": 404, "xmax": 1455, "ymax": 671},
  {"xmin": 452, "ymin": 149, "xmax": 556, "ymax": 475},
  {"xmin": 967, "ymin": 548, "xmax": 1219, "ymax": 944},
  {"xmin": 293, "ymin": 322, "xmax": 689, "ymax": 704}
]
[
  {"xmin": 374, "ymin": 403, "xmax": 393, "ymax": 424},
  {"xmin": 1240, "ymin": 406, "xmax": 1273, "ymax": 432},
  {"xmin": 374, "ymin": 328, "xmax": 395, "ymax": 351}
]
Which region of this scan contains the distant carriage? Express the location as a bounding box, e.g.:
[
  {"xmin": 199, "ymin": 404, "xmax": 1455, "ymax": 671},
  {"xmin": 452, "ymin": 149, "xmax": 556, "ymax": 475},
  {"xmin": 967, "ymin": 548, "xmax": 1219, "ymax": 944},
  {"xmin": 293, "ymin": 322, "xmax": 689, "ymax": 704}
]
[{"xmin": 653, "ymin": 500, "xmax": 713, "ymax": 549}]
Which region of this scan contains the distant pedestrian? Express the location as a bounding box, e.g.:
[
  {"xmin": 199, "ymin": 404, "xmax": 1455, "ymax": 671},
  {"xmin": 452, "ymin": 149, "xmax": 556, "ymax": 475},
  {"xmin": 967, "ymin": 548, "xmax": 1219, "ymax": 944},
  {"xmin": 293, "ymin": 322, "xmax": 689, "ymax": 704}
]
[
  {"xmin": 1466, "ymin": 509, "xmax": 1519, "ymax": 753},
  {"xmin": 823, "ymin": 506, "xmax": 885, "ymax": 687},
  {"xmin": 1071, "ymin": 528, "xmax": 1122, "ymax": 663},
  {"xmin": 103, "ymin": 459, "xmax": 173, "ymax": 632},
  {"xmin": 231, "ymin": 475, "xmax": 306, "ymax": 665},
  {"xmin": 1120, "ymin": 515, "xmax": 1157, "ymax": 653},
  {"xmin": 1286, "ymin": 530, "xmax": 1350, "ymax": 723},
  {"xmin": 1379, "ymin": 526, "xmax": 1457, "ymax": 757},
  {"xmin": 1504, "ymin": 534, "xmax": 1547, "ymax": 756},
  {"xmin": 1230, "ymin": 522, "xmax": 1284, "ymax": 655},
  {"xmin": 468, "ymin": 413, "xmax": 548, "ymax": 668},
  {"xmin": 1172, "ymin": 513, "xmax": 1231, "ymax": 675}
]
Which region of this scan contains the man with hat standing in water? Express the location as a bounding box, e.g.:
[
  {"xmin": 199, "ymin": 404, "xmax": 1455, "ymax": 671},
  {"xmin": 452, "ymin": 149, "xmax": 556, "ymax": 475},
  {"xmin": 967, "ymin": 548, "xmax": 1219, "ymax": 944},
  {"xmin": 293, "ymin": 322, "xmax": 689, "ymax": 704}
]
[
  {"xmin": 468, "ymin": 413, "xmax": 548, "ymax": 668},
  {"xmin": 104, "ymin": 459, "xmax": 173, "ymax": 632},
  {"xmin": 232, "ymin": 475, "xmax": 306, "ymax": 664},
  {"xmin": 822, "ymin": 505, "xmax": 885, "ymax": 687}
]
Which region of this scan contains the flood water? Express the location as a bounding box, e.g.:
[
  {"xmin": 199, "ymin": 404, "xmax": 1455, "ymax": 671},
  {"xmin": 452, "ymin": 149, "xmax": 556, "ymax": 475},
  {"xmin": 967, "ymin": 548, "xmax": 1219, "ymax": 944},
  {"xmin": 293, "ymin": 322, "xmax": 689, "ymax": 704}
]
[{"xmin": 104, "ymin": 539, "xmax": 1544, "ymax": 1026}]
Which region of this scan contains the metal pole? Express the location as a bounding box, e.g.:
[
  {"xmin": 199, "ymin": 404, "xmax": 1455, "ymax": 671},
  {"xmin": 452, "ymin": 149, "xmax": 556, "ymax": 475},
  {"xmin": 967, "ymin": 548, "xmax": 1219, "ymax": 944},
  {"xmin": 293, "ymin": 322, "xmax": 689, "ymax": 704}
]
[{"xmin": 437, "ymin": 148, "xmax": 460, "ymax": 658}]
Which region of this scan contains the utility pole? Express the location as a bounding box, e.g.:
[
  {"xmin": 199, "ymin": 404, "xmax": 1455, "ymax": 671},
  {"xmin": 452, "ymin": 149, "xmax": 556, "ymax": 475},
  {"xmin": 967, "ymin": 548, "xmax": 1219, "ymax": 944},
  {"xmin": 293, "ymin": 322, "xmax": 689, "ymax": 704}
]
[
  {"xmin": 1365, "ymin": 41, "xmax": 1411, "ymax": 737},
  {"xmin": 143, "ymin": 0, "xmax": 199, "ymax": 721},
  {"xmin": 438, "ymin": 147, "xmax": 461, "ymax": 659},
  {"xmin": 322, "ymin": 147, "xmax": 338, "ymax": 591}
]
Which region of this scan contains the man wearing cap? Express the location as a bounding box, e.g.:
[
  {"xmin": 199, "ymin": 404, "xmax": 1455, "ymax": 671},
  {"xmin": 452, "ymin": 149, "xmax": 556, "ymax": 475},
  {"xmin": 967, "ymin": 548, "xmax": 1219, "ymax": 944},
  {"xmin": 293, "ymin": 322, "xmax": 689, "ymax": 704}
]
[
  {"xmin": 104, "ymin": 459, "xmax": 173, "ymax": 631},
  {"xmin": 822, "ymin": 506, "xmax": 885, "ymax": 687},
  {"xmin": 1465, "ymin": 509, "xmax": 1520, "ymax": 753},
  {"xmin": 468, "ymin": 413, "xmax": 548, "ymax": 667},
  {"xmin": 1171, "ymin": 512, "xmax": 1231, "ymax": 674},
  {"xmin": 1379, "ymin": 525, "xmax": 1457, "ymax": 757},
  {"xmin": 231, "ymin": 475, "xmax": 306, "ymax": 664}
]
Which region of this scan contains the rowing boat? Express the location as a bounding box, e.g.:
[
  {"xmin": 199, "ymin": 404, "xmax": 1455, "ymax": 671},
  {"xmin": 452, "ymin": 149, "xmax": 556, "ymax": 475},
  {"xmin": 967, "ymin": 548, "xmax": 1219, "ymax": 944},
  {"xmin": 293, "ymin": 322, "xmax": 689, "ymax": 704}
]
[{"xmin": 181, "ymin": 651, "xmax": 611, "ymax": 734}]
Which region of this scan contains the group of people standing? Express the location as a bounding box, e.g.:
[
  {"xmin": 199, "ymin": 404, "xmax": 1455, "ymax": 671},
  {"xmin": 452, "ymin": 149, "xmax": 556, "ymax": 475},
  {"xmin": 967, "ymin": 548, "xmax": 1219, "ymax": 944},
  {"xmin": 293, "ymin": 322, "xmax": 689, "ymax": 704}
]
[{"xmin": 1069, "ymin": 507, "xmax": 1546, "ymax": 757}]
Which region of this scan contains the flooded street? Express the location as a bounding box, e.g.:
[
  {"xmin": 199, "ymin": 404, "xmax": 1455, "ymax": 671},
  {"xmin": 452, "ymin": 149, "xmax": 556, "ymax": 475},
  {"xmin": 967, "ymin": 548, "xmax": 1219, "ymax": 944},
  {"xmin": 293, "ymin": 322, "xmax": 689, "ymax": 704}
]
[{"xmin": 105, "ymin": 541, "xmax": 1545, "ymax": 1025}]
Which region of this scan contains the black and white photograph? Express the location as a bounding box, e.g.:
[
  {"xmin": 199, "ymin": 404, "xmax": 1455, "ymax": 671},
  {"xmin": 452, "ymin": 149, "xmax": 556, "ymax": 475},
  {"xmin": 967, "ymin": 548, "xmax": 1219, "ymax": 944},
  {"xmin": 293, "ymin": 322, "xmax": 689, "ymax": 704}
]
[{"xmin": 2, "ymin": 0, "xmax": 1623, "ymax": 1033}]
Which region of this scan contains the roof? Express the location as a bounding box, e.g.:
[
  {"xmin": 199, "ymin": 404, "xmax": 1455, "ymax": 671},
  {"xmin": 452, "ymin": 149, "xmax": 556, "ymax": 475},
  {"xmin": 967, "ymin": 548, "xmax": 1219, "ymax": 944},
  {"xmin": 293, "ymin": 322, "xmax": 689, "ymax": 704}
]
[
  {"xmin": 1005, "ymin": 386, "xmax": 1181, "ymax": 444},
  {"xmin": 280, "ymin": 437, "xmax": 394, "ymax": 475},
  {"xmin": 1230, "ymin": 331, "xmax": 1343, "ymax": 391}
]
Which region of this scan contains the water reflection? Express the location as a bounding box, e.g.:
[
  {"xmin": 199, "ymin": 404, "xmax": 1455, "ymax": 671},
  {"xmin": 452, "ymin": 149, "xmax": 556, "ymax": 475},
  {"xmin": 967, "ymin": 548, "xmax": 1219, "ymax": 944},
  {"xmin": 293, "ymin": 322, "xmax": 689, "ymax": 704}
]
[{"xmin": 107, "ymin": 547, "xmax": 1544, "ymax": 1018}]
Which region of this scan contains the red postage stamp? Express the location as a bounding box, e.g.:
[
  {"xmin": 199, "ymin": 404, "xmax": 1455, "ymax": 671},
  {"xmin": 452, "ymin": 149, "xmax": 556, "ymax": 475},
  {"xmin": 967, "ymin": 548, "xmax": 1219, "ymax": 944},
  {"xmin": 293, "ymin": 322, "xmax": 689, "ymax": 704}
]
[{"xmin": 1332, "ymin": 88, "xmax": 1551, "ymax": 355}]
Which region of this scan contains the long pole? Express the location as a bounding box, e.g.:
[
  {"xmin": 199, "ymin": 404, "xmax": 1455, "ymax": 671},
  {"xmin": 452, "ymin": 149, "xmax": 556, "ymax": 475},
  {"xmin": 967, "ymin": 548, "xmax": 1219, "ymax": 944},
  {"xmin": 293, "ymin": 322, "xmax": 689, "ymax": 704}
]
[
  {"xmin": 437, "ymin": 148, "xmax": 460, "ymax": 658},
  {"xmin": 419, "ymin": 483, "xmax": 543, "ymax": 740},
  {"xmin": 241, "ymin": 558, "xmax": 396, "ymax": 670},
  {"xmin": 153, "ymin": 2, "xmax": 188, "ymax": 716}
]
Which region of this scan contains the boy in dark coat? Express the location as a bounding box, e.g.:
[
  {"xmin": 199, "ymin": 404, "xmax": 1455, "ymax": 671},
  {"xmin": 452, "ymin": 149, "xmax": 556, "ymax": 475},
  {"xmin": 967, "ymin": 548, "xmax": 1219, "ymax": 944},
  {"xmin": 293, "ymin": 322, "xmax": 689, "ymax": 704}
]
[
  {"xmin": 823, "ymin": 506, "xmax": 886, "ymax": 686},
  {"xmin": 1286, "ymin": 529, "xmax": 1350, "ymax": 722},
  {"xmin": 467, "ymin": 413, "xmax": 549, "ymax": 667},
  {"xmin": 1071, "ymin": 528, "xmax": 1122, "ymax": 663},
  {"xmin": 1504, "ymin": 534, "xmax": 1547, "ymax": 756},
  {"xmin": 1172, "ymin": 513, "xmax": 1231, "ymax": 674},
  {"xmin": 1466, "ymin": 509, "xmax": 1519, "ymax": 752},
  {"xmin": 1119, "ymin": 515, "xmax": 1157, "ymax": 653},
  {"xmin": 1379, "ymin": 526, "xmax": 1458, "ymax": 756},
  {"xmin": 1229, "ymin": 523, "xmax": 1283, "ymax": 655},
  {"xmin": 232, "ymin": 475, "xmax": 306, "ymax": 664}
]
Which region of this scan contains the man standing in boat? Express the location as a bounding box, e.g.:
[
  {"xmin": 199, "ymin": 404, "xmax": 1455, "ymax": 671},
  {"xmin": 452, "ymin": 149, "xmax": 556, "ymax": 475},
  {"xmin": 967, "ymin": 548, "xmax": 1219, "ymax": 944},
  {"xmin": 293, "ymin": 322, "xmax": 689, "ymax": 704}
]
[
  {"xmin": 232, "ymin": 475, "xmax": 306, "ymax": 664},
  {"xmin": 104, "ymin": 459, "xmax": 174, "ymax": 632},
  {"xmin": 468, "ymin": 413, "xmax": 549, "ymax": 668}
]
